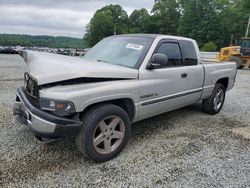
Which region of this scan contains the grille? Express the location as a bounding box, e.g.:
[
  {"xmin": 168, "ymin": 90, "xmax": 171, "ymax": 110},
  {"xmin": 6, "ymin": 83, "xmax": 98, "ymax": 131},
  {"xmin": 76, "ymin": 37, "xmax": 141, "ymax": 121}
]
[{"xmin": 24, "ymin": 73, "xmax": 39, "ymax": 105}]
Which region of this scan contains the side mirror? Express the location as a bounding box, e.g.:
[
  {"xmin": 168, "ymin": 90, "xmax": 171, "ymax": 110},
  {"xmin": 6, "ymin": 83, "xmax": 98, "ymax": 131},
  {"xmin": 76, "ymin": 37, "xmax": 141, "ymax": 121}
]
[{"xmin": 147, "ymin": 53, "xmax": 168, "ymax": 69}]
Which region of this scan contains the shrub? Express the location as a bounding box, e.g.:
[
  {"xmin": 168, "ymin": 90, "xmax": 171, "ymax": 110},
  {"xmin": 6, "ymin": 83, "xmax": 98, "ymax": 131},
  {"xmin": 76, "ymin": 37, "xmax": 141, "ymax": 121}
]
[{"xmin": 201, "ymin": 42, "xmax": 217, "ymax": 52}]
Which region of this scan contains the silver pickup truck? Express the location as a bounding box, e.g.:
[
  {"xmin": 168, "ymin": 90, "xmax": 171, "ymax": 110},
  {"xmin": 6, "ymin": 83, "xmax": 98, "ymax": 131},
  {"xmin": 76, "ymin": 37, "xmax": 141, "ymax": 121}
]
[{"xmin": 13, "ymin": 34, "xmax": 237, "ymax": 162}]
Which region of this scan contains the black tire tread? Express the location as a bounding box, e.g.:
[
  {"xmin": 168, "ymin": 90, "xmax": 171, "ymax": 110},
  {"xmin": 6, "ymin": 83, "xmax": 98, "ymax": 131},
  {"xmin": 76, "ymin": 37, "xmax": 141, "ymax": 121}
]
[
  {"xmin": 75, "ymin": 105, "xmax": 101, "ymax": 158},
  {"xmin": 75, "ymin": 103, "xmax": 131, "ymax": 162},
  {"xmin": 202, "ymin": 83, "xmax": 225, "ymax": 115}
]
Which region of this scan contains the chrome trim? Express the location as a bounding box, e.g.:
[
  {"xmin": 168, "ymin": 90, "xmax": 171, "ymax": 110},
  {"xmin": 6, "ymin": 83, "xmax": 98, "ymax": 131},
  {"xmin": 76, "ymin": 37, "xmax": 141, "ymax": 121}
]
[
  {"xmin": 141, "ymin": 88, "xmax": 202, "ymax": 106},
  {"xmin": 203, "ymin": 85, "xmax": 214, "ymax": 90}
]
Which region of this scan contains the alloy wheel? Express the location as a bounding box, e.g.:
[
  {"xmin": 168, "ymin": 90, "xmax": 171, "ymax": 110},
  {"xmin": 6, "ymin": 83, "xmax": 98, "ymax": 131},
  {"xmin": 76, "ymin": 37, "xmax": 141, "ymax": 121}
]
[
  {"xmin": 93, "ymin": 115, "xmax": 125, "ymax": 154},
  {"xmin": 213, "ymin": 89, "xmax": 224, "ymax": 111}
]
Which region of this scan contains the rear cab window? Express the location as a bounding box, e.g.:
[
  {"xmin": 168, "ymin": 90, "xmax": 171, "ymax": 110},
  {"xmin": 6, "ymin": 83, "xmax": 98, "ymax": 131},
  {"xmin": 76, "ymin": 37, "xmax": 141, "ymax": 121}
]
[{"xmin": 180, "ymin": 40, "xmax": 198, "ymax": 66}]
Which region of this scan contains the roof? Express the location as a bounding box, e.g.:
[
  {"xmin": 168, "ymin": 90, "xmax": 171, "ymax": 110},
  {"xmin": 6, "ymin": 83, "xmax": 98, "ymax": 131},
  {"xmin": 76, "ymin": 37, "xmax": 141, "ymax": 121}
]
[
  {"xmin": 113, "ymin": 34, "xmax": 195, "ymax": 42},
  {"xmin": 116, "ymin": 34, "xmax": 163, "ymax": 39}
]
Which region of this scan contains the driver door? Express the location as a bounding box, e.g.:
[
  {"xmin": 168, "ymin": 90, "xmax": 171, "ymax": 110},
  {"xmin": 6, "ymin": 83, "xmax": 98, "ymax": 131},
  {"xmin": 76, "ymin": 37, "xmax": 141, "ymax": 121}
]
[{"xmin": 138, "ymin": 40, "xmax": 199, "ymax": 120}]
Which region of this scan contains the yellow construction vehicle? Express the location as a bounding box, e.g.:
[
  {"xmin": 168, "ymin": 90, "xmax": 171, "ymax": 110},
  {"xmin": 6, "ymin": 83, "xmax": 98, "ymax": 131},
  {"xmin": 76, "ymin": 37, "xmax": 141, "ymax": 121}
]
[
  {"xmin": 217, "ymin": 41, "xmax": 250, "ymax": 69},
  {"xmin": 217, "ymin": 15, "xmax": 250, "ymax": 69}
]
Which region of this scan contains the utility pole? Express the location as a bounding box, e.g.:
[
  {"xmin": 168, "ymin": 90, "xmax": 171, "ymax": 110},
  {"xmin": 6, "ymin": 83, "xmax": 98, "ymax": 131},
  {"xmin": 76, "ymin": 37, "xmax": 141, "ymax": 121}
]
[
  {"xmin": 114, "ymin": 26, "xmax": 117, "ymax": 35},
  {"xmin": 245, "ymin": 14, "xmax": 250, "ymax": 38},
  {"xmin": 230, "ymin": 34, "xmax": 234, "ymax": 46}
]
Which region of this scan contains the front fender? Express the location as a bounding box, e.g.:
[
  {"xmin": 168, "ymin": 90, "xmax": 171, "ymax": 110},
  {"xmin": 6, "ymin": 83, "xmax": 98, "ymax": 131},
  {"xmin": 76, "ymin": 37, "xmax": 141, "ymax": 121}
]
[
  {"xmin": 39, "ymin": 80, "xmax": 140, "ymax": 112},
  {"xmin": 78, "ymin": 93, "xmax": 137, "ymax": 112}
]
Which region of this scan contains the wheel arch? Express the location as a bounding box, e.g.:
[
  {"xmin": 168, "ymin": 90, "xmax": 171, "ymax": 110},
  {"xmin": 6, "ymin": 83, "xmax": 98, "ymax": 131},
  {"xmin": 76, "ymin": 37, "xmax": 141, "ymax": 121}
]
[
  {"xmin": 81, "ymin": 98, "xmax": 136, "ymax": 121},
  {"xmin": 216, "ymin": 77, "xmax": 229, "ymax": 90}
]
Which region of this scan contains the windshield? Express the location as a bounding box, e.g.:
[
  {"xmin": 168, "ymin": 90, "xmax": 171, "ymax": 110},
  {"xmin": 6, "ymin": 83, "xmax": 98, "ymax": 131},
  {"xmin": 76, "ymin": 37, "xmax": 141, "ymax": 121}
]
[
  {"xmin": 241, "ymin": 39, "xmax": 250, "ymax": 49},
  {"xmin": 83, "ymin": 36, "xmax": 153, "ymax": 69}
]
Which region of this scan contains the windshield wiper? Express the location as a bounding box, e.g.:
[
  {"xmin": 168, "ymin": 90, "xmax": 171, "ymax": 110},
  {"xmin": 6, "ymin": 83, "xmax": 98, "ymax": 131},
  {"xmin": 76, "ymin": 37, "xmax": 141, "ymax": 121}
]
[{"xmin": 97, "ymin": 59, "xmax": 110, "ymax": 64}]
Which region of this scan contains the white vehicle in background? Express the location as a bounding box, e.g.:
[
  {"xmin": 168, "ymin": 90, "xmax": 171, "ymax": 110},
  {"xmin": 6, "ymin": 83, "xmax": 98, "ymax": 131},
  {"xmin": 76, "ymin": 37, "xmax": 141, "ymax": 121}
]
[{"xmin": 13, "ymin": 34, "xmax": 237, "ymax": 162}]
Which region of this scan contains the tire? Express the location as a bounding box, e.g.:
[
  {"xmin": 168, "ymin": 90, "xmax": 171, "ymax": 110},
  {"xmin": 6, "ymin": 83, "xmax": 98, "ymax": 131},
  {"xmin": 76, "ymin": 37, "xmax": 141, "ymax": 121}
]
[
  {"xmin": 228, "ymin": 56, "xmax": 242, "ymax": 69},
  {"xmin": 202, "ymin": 83, "xmax": 226, "ymax": 115},
  {"xmin": 238, "ymin": 66, "xmax": 244, "ymax": 69},
  {"xmin": 75, "ymin": 104, "xmax": 131, "ymax": 162}
]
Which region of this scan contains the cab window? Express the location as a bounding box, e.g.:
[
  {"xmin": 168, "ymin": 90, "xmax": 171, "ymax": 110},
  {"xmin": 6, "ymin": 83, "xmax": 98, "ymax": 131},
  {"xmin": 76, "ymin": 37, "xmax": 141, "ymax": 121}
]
[
  {"xmin": 242, "ymin": 40, "xmax": 250, "ymax": 48},
  {"xmin": 180, "ymin": 40, "xmax": 198, "ymax": 66},
  {"xmin": 155, "ymin": 42, "xmax": 182, "ymax": 67},
  {"xmin": 223, "ymin": 50, "xmax": 229, "ymax": 55}
]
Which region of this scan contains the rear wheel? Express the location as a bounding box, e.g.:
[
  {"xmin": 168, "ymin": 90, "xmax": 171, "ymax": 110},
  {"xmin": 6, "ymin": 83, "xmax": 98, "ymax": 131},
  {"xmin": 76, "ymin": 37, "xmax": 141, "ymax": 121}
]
[
  {"xmin": 202, "ymin": 83, "xmax": 226, "ymax": 115},
  {"xmin": 75, "ymin": 104, "xmax": 131, "ymax": 162},
  {"xmin": 228, "ymin": 56, "xmax": 243, "ymax": 69}
]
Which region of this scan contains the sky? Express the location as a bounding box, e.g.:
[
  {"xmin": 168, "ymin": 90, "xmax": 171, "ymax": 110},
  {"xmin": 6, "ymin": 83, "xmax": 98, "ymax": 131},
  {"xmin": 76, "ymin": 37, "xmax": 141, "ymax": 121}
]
[{"xmin": 0, "ymin": 0, "xmax": 154, "ymax": 39}]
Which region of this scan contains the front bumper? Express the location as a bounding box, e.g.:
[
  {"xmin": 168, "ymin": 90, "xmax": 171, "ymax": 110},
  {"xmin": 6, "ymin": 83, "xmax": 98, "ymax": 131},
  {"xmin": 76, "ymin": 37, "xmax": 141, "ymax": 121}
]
[{"xmin": 13, "ymin": 87, "xmax": 82, "ymax": 138}]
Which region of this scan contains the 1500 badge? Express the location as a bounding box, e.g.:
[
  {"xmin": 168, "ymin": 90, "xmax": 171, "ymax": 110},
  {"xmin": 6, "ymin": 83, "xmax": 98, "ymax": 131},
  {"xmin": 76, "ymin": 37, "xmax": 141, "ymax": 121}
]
[{"xmin": 140, "ymin": 93, "xmax": 159, "ymax": 99}]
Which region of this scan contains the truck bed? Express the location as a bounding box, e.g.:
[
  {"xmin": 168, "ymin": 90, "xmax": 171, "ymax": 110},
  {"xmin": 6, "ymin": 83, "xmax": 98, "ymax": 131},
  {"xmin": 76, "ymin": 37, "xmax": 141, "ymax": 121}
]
[{"xmin": 201, "ymin": 62, "xmax": 237, "ymax": 99}]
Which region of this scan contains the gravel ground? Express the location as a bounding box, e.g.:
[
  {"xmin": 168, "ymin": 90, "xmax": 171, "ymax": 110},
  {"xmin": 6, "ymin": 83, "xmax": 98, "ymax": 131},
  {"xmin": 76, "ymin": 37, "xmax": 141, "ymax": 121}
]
[{"xmin": 0, "ymin": 54, "xmax": 250, "ymax": 188}]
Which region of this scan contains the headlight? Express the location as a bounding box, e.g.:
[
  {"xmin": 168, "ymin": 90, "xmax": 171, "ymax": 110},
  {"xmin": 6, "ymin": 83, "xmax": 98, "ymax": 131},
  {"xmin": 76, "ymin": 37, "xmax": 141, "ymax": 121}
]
[{"xmin": 39, "ymin": 98, "xmax": 75, "ymax": 114}]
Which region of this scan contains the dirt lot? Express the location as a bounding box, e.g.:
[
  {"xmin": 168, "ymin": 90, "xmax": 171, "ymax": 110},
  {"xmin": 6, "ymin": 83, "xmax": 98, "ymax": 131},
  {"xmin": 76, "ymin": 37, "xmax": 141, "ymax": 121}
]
[{"xmin": 0, "ymin": 54, "xmax": 250, "ymax": 187}]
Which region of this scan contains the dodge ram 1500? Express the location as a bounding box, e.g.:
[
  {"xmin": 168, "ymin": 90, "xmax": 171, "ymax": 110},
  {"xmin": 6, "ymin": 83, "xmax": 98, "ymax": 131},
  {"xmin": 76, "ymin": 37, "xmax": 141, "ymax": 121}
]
[{"xmin": 13, "ymin": 34, "xmax": 237, "ymax": 162}]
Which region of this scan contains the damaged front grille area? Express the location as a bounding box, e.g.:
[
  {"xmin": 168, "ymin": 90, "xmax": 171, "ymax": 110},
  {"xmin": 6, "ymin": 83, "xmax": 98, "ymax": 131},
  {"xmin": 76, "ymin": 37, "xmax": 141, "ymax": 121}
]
[{"xmin": 24, "ymin": 73, "xmax": 39, "ymax": 106}]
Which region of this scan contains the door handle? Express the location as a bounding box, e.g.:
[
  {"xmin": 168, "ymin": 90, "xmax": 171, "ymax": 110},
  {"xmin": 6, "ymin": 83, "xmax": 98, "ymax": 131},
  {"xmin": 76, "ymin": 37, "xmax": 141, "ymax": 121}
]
[{"xmin": 181, "ymin": 73, "xmax": 188, "ymax": 78}]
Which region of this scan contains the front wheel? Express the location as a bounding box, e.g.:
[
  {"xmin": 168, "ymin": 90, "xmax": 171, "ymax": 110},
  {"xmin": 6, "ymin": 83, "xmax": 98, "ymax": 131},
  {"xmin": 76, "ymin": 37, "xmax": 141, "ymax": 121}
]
[
  {"xmin": 75, "ymin": 104, "xmax": 131, "ymax": 162},
  {"xmin": 202, "ymin": 83, "xmax": 226, "ymax": 115}
]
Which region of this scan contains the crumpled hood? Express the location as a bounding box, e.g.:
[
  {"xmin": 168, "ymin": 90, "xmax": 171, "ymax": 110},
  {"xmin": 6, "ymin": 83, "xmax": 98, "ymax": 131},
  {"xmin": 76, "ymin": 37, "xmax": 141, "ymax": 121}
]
[{"xmin": 20, "ymin": 50, "xmax": 138, "ymax": 85}]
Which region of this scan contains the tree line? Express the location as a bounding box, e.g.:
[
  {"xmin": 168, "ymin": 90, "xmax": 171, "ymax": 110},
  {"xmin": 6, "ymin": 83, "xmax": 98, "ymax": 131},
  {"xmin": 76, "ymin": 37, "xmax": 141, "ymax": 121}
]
[
  {"xmin": 0, "ymin": 34, "xmax": 85, "ymax": 49},
  {"xmin": 85, "ymin": 0, "xmax": 250, "ymax": 51}
]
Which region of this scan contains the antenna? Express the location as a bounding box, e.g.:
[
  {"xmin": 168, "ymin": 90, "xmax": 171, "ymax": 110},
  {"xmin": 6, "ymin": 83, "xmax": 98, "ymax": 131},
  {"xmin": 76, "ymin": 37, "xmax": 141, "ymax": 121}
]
[{"xmin": 245, "ymin": 14, "xmax": 250, "ymax": 38}]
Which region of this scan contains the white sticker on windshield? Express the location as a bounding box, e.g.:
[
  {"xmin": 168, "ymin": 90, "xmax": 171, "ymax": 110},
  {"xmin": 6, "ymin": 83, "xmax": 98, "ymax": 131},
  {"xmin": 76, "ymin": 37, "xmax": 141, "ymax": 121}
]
[{"xmin": 126, "ymin": 43, "xmax": 144, "ymax": 51}]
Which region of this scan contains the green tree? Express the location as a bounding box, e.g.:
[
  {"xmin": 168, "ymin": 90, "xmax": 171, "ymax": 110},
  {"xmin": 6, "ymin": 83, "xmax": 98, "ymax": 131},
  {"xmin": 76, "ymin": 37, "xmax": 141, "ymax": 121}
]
[
  {"xmin": 0, "ymin": 34, "xmax": 85, "ymax": 48},
  {"xmin": 85, "ymin": 4, "xmax": 129, "ymax": 47},
  {"xmin": 97, "ymin": 5, "xmax": 129, "ymax": 34},
  {"xmin": 178, "ymin": 0, "xmax": 220, "ymax": 46},
  {"xmin": 129, "ymin": 8, "xmax": 150, "ymax": 33},
  {"xmin": 178, "ymin": 0, "xmax": 248, "ymax": 48},
  {"xmin": 216, "ymin": 2, "xmax": 246, "ymax": 46},
  {"xmin": 84, "ymin": 1, "xmax": 249, "ymax": 49},
  {"xmin": 151, "ymin": 0, "xmax": 181, "ymax": 35},
  {"xmin": 242, "ymin": 0, "xmax": 250, "ymax": 12},
  {"xmin": 201, "ymin": 41, "xmax": 217, "ymax": 51},
  {"xmin": 85, "ymin": 10, "xmax": 114, "ymax": 47}
]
